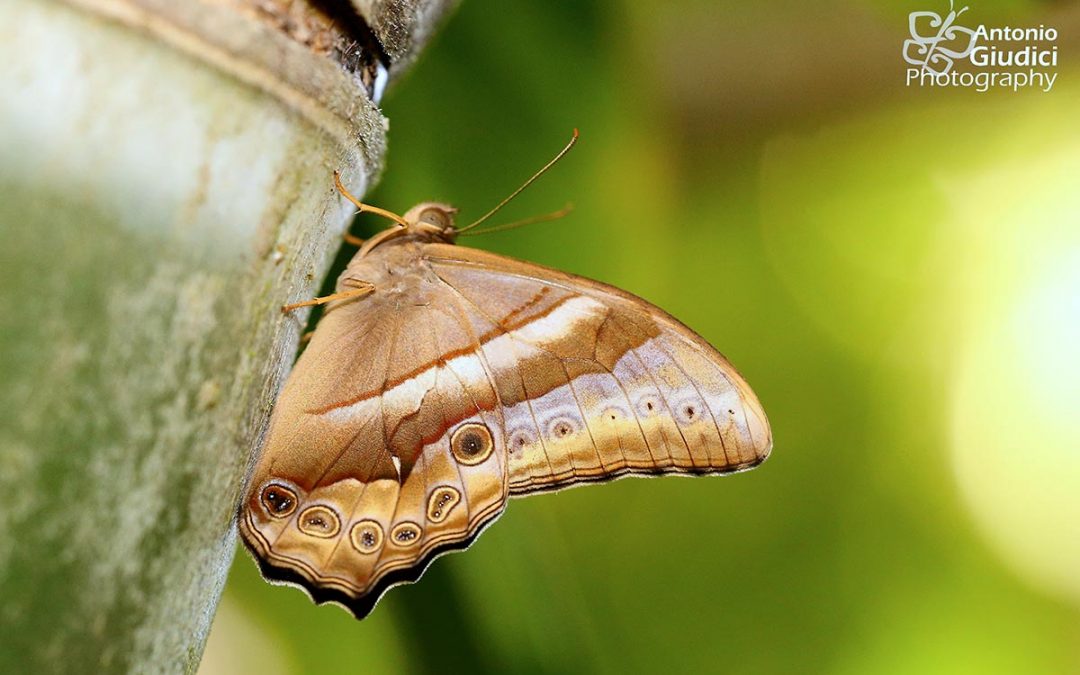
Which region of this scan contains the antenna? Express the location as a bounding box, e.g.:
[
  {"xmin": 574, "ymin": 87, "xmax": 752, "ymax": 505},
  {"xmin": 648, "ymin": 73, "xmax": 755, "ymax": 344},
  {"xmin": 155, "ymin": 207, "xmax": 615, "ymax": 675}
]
[
  {"xmin": 457, "ymin": 204, "xmax": 574, "ymax": 237},
  {"xmin": 456, "ymin": 129, "xmax": 579, "ymax": 234}
]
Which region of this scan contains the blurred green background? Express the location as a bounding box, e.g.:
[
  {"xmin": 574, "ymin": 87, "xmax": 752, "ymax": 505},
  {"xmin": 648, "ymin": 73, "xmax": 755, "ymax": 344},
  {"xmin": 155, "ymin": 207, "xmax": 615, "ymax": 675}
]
[{"xmin": 201, "ymin": 1, "xmax": 1080, "ymax": 673}]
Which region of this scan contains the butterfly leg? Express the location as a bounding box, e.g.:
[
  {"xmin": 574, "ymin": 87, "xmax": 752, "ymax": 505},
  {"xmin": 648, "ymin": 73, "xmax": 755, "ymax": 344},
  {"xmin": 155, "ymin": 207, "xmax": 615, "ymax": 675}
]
[
  {"xmin": 281, "ymin": 280, "xmax": 374, "ymax": 314},
  {"xmin": 343, "ymin": 232, "xmax": 365, "ymax": 247}
]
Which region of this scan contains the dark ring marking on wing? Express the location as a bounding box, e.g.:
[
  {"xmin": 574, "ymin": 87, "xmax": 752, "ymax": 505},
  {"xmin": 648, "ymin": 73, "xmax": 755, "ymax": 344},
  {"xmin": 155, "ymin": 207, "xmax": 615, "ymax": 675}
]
[{"xmin": 240, "ymin": 498, "xmax": 505, "ymax": 619}]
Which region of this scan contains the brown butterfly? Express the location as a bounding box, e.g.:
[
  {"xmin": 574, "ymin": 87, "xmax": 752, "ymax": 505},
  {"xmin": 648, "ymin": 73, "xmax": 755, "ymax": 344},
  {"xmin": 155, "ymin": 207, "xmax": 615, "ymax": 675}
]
[{"xmin": 238, "ymin": 132, "xmax": 772, "ymax": 618}]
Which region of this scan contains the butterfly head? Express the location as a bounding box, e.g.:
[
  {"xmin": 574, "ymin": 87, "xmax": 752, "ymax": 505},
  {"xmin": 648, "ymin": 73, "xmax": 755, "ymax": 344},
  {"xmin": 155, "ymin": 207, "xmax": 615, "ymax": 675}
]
[{"xmin": 401, "ymin": 202, "xmax": 459, "ymax": 243}]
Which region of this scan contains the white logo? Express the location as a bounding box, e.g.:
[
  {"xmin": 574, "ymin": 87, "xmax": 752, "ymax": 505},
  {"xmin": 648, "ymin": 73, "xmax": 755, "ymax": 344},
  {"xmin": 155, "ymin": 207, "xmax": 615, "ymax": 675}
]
[
  {"xmin": 903, "ymin": 1, "xmax": 1059, "ymax": 92},
  {"xmin": 903, "ymin": 2, "xmax": 978, "ymax": 74}
]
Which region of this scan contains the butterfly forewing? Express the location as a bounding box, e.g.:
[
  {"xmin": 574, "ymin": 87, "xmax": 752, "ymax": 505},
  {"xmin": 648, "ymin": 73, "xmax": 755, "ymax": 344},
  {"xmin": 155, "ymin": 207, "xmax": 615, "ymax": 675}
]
[{"xmin": 240, "ymin": 235, "xmax": 770, "ymax": 618}]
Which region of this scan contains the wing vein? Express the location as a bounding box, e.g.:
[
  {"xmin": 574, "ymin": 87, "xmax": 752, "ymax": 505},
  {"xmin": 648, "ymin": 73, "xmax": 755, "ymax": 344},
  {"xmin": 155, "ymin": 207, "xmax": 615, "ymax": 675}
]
[{"xmin": 429, "ymin": 271, "xmax": 558, "ymax": 482}]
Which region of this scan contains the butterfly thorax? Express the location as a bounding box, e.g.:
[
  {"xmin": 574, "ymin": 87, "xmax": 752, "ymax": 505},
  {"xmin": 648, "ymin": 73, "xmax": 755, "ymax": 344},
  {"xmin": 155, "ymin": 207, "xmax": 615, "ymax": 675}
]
[
  {"xmin": 333, "ymin": 237, "xmax": 443, "ymax": 313},
  {"xmin": 326, "ymin": 202, "xmax": 460, "ymax": 311}
]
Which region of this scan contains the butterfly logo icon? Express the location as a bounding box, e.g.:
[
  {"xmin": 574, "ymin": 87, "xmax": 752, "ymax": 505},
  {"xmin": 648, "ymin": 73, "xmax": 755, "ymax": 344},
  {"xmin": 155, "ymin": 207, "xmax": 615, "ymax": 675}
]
[{"xmin": 903, "ymin": 0, "xmax": 979, "ymax": 75}]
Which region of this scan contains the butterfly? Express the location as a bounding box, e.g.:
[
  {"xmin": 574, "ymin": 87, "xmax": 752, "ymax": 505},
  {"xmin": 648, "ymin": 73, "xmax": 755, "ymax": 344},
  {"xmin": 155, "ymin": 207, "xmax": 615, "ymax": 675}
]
[{"xmin": 238, "ymin": 131, "xmax": 772, "ymax": 618}]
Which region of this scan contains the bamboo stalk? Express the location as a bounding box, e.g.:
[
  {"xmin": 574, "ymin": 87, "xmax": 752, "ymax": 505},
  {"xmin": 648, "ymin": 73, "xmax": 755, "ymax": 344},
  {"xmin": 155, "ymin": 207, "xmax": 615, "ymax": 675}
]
[{"xmin": 0, "ymin": 0, "xmax": 451, "ymax": 671}]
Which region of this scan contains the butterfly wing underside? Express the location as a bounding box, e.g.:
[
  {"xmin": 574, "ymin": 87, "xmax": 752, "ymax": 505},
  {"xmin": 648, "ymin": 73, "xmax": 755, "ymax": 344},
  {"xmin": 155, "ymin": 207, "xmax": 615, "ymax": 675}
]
[
  {"xmin": 239, "ymin": 240, "xmax": 771, "ymax": 618},
  {"xmin": 422, "ymin": 244, "xmax": 771, "ymax": 493}
]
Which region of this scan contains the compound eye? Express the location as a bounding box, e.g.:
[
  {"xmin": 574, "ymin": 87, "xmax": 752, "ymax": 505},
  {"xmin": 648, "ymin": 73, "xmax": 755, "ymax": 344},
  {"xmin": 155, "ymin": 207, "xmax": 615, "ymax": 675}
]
[{"xmin": 418, "ymin": 207, "xmax": 452, "ymax": 230}]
